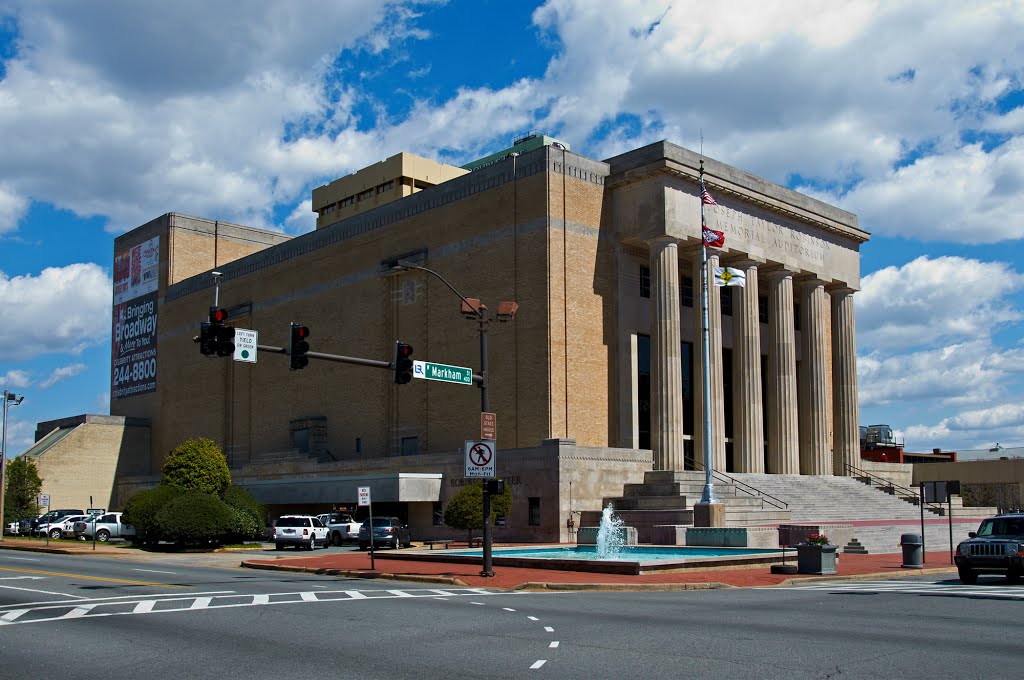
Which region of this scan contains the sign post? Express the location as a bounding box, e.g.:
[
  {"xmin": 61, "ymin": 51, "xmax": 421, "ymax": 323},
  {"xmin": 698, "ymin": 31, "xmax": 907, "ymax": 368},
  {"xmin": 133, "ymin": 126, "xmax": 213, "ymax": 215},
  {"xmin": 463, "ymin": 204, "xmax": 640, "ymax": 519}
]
[
  {"xmin": 465, "ymin": 440, "xmax": 496, "ymax": 478},
  {"xmin": 39, "ymin": 495, "xmax": 50, "ymax": 546},
  {"xmin": 233, "ymin": 329, "xmax": 258, "ymax": 363},
  {"xmin": 358, "ymin": 486, "xmax": 374, "ymax": 570},
  {"xmin": 412, "ymin": 360, "xmax": 473, "ymax": 385}
]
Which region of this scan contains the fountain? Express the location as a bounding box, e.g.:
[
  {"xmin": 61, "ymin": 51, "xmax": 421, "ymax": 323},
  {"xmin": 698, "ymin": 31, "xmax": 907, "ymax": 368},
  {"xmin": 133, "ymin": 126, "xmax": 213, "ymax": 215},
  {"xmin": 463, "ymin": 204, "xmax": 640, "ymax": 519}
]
[{"xmin": 595, "ymin": 504, "xmax": 626, "ymax": 559}]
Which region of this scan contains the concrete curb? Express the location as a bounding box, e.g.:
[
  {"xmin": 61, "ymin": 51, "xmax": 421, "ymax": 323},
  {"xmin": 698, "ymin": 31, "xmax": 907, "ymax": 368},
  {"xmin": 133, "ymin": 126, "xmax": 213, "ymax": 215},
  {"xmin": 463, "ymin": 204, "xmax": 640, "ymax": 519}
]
[
  {"xmin": 511, "ymin": 581, "xmax": 734, "ymax": 592},
  {"xmin": 239, "ymin": 560, "xmax": 468, "ymax": 586},
  {"xmin": 0, "ymin": 543, "xmax": 122, "ymax": 556},
  {"xmin": 778, "ymin": 566, "xmax": 959, "ymax": 587}
]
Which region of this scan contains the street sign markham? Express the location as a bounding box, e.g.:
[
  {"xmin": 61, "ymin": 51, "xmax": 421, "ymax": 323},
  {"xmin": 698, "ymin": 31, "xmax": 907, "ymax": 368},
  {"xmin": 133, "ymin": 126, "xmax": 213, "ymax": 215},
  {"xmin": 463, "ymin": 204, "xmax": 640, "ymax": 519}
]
[
  {"xmin": 413, "ymin": 360, "xmax": 472, "ymax": 385},
  {"xmin": 465, "ymin": 440, "xmax": 496, "ymax": 478},
  {"xmin": 233, "ymin": 328, "xmax": 258, "ymax": 363},
  {"xmin": 358, "ymin": 486, "xmax": 371, "ymax": 507}
]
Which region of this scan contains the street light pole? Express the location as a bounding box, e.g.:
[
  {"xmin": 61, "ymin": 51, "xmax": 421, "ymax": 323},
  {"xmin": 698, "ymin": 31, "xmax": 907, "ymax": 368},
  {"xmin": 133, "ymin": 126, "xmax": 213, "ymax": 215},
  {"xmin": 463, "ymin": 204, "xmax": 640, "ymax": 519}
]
[
  {"xmin": 0, "ymin": 390, "xmax": 26, "ymax": 542},
  {"xmin": 391, "ymin": 260, "xmax": 513, "ymax": 577}
]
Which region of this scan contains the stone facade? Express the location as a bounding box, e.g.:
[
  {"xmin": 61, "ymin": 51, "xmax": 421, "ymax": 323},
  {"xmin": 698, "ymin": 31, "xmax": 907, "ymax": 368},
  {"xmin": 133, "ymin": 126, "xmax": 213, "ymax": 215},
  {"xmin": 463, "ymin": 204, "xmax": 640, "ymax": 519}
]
[{"xmin": 98, "ymin": 140, "xmax": 867, "ymax": 541}]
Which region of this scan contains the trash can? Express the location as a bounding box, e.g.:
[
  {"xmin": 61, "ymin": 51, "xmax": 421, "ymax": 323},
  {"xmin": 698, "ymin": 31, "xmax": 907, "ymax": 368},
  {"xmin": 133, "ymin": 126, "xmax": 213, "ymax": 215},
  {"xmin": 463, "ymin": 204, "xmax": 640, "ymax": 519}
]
[{"xmin": 900, "ymin": 533, "xmax": 923, "ymax": 568}]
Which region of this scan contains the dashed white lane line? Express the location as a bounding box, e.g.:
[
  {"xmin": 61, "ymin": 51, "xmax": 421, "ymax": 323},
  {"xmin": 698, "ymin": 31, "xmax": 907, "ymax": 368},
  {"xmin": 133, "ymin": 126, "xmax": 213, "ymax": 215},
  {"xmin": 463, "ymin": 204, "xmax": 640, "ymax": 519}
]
[
  {"xmin": 527, "ymin": 616, "xmax": 539, "ymax": 621},
  {"xmin": 503, "ymin": 607, "xmax": 516, "ymax": 612},
  {"xmin": 530, "ymin": 660, "xmax": 547, "ymax": 670},
  {"xmin": 549, "ymin": 641, "xmax": 559, "ymax": 648},
  {"xmin": 544, "ymin": 626, "xmax": 554, "ymax": 633},
  {"xmin": 131, "ymin": 569, "xmax": 176, "ymax": 575},
  {"xmin": 0, "ymin": 557, "xmax": 40, "ymax": 562},
  {"xmin": 470, "ymin": 601, "xmax": 485, "ymax": 605}
]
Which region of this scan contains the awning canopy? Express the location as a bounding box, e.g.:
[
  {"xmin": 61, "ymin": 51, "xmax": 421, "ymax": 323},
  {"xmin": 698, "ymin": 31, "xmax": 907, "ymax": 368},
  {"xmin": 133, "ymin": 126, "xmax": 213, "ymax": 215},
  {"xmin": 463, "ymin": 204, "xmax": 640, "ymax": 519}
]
[{"xmin": 238, "ymin": 473, "xmax": 442, "ymax": 505}]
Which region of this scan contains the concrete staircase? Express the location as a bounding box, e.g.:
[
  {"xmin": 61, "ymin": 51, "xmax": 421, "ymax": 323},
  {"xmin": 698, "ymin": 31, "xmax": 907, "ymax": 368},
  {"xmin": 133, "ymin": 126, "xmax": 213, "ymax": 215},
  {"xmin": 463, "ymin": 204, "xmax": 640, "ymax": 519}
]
[
  {"xmin": 579, "ymin": 470, "xmax": 792, "ymax": 543},
  {"xmin": 730, "ymin": 473, "xmax": 993, "ymax": 554}
]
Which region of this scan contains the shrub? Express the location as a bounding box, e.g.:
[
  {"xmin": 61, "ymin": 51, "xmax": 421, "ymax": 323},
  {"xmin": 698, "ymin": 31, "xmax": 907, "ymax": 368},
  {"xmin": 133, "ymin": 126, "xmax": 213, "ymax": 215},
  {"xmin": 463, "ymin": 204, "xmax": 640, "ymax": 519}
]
[
  {"xmin": 222, "ymin": 486, "xmax": 264, "ymax": 541},
  {"xmin": 161, "ymin": 437, "xmax": 231, "ymax": 495},
  {"xmin": 122, "ymin": 485, "xmax": 183, "ymax": 544},
  {"xmin": 444, "ymin": 480, "xmax": 514, "ymax": 542},
  {"xmin": 155, "ymin": 491, "xmax": 234, "ymax": 546}
]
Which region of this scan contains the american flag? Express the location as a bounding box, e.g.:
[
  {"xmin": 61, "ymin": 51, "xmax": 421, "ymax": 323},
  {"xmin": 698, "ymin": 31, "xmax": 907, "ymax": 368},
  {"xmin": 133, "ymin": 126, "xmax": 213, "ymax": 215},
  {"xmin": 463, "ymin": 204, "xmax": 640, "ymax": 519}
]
[{"xmin": 701, "ymin": 185, "xmax": 717, "ymax": 206}]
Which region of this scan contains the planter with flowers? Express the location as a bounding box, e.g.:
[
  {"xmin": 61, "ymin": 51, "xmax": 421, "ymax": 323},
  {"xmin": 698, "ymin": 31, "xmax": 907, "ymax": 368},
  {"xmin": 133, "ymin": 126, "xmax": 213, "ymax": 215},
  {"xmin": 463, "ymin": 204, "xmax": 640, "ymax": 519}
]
[{"xmin": 796, "ymin": 533, "xmax": 838, "ymax": 575}]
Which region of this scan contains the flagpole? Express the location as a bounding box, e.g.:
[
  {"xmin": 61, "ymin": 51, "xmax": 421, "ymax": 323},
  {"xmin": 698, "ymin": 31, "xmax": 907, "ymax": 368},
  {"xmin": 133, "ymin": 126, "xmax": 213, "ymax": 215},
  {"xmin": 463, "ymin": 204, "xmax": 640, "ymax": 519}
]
[{"xmin": 698, "ymin": 161, "xmax": 719, "ymax": 505}]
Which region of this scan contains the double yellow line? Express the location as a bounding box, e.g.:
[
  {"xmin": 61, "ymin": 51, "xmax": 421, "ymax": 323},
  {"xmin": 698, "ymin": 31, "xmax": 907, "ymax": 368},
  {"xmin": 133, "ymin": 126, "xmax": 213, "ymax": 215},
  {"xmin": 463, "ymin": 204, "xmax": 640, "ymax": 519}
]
[{"xmin": 0, "ymin": 565, "xmax": 186, "ymax": 589}]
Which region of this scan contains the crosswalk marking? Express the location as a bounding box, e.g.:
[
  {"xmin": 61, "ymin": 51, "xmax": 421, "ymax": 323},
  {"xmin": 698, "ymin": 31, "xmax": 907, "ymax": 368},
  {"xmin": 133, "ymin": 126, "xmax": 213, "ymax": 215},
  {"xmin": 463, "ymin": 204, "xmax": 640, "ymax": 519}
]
[
  {"xmin": 0, "ymin": 587, "xmax": 506, "ymax": 627},
  {"xmin": 773, "ymin": 580, "xmax": 1024, "ymax": 599}
]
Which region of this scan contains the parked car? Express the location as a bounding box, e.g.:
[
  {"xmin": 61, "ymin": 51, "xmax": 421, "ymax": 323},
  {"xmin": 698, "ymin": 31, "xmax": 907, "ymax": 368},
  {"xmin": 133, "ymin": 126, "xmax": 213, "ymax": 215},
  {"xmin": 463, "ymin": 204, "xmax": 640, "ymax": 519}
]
[
  {"xmin": 273, "ymin": 515, "xmax": 328, "ymax": 550},
  {"xmin": 32, "ymin": 508, "xmax": 85, "ymax": 536},
  {"xmin": 955, "ymin": 513, "xmax": 1024, "ymax": 584},
  {"xmin": 358, "ymin": 517, "xmax": 411, "ymax": 550},
  {"xmin": 324, "ymin": 512, "xmax": 362, "ymax": 546},
  {"xmin": 39, "ymin": 514, "xmax": 89, "ymax": 540},
  {"xmin": 4, "ymin": 521, "xmax": 18, "ymax": 536},
  {"xmin": 73, "ymin": 512, "xmax": 136, "ymax": 542},
  {"xmin": 18, "ymin": 515, "xmax": 41, "ymax": 536}
]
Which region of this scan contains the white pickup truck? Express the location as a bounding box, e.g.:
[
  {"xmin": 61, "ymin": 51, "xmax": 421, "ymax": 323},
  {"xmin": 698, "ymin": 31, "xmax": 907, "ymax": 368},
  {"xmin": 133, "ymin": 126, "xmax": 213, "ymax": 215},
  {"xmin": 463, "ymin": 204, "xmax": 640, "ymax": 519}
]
[
  {"xmin": 73, "ymin": 512, "xmax": 136, "ymax": 542},
  {"xmin": 321, "ymin": 512, "xmax": 362, "ymax": 546}
]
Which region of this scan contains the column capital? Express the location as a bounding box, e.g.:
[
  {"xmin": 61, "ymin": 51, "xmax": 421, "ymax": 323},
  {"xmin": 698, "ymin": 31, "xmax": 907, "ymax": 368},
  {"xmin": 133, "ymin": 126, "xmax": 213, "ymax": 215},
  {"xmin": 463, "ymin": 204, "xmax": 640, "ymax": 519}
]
[
  {"xmin": 647, "ymin": 235, "xmax": 679, "ymax": 248},
  {"xmin": 721, "ymin": 258, "xmax": 763, "ymax": 270},
  {"xmin": 826, "ymin": 284, "xmax": 858, "ymax": 296},
  {"xmin": 763, "ymin": 267, "xmax": 795, "ymax": 282},
  {"xmin": 795, "ymin": 274, "xmax": 827, "ymax": 288}
]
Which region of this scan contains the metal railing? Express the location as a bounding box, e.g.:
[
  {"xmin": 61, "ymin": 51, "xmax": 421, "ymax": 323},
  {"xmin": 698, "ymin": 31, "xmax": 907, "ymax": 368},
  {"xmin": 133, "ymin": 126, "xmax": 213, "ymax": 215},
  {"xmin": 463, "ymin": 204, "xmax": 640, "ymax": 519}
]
[
  {"xmin": 689, "ymin": 460, "xmax": 789, "ymax": 510},
  {"xmin": 843, "ymin": 462, "xmax": 945, "ymax": 515}
]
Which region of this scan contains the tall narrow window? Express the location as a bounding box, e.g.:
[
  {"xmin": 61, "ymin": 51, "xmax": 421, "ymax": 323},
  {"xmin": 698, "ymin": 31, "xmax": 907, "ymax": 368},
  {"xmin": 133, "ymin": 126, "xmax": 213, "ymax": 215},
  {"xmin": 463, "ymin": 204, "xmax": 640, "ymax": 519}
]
[
  {"xmin": 794, "ymin": 302, "xmax": 801, "ymax": 331},
  {"xmin": 640, "ymin": 265, "xmax": 650, "ymax": 298},
  {"xmin": 682, "ymin": 276, "xmax": 694, "ymax": 308},
  {"xmin": 638, "ymin": 334, "xmax": 650, "ymax": 450},
  {"xmin": 528, "ymin": 497, "xmax": 541, "ymax": 526},
  {"xmin": 401, "ymin": 436, "xmax": 418, "ymax": 456},
  {"xmin": 758, "ymin": 295, "xmax": 768, "ymax": 324}
]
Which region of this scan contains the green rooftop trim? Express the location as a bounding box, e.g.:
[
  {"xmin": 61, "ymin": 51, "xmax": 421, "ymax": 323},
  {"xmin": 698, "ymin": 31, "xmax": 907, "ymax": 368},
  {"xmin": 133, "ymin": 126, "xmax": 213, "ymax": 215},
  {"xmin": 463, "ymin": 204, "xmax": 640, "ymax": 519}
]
[{"xmin": 461, "ymin": 134, "xmax": 569, "ymax": 171}]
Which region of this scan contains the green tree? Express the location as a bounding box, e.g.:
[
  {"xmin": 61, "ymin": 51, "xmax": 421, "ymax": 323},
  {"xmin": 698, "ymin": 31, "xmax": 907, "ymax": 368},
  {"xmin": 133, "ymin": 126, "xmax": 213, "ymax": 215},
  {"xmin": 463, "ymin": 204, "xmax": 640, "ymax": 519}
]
[
  {"xmin": 122, "ymin": 484, "xmax": 183, "ymax": 544},
  {"xmin": 155, "ymin": 491, "xmax": 234, "ymax": 546},
  {"xmin": 222, "ymin": 485, "xmax": 264, "ymax": 541},
  {"xmin": 3, "ymin": 456, "xmax": 42, "ymax": 522},
  {"xmin": 443, "ymin": 481, "xmax": 513, "ymax": 543},
  {"xmin": 161, "ymin": 437, "xmax": 231, "ymax": 495}
]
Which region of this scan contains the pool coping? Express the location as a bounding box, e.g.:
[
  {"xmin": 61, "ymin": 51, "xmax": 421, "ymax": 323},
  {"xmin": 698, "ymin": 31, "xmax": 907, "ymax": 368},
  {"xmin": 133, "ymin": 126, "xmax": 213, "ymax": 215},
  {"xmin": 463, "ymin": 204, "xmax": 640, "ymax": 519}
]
[{"xmin": 369, "ymin": 545, "xmax": 789, "ymax": 575}]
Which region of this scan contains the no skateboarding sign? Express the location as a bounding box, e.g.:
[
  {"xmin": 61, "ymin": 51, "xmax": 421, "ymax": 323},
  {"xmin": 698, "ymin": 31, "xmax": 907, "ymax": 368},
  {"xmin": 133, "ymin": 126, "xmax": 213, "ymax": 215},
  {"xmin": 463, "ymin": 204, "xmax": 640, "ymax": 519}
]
[{"xmin": 465, "ymin": 440, "xmax": 496, "ymax": 478}]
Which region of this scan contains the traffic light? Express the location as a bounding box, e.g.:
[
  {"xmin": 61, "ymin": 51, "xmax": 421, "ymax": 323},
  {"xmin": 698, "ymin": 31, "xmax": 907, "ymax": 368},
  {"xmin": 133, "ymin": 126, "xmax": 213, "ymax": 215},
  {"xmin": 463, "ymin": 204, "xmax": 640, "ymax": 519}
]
[
  {"xmin": 393, "ymin": 342, "xmax": 414, "ymax": 384},
  {"xmin": 209, "ymin": 307, "xmax": 235, "ymax": 357},
  {"xmin": 289, "ymin": 323, "xmax": 310, "ymax": 370},
  {"xmin": 198, "ymin": 307, "xmax": 233, "ymax": 357},
  {"xmin": 198, "ymin": 321, "xmax": 216, "ymax": 356}
]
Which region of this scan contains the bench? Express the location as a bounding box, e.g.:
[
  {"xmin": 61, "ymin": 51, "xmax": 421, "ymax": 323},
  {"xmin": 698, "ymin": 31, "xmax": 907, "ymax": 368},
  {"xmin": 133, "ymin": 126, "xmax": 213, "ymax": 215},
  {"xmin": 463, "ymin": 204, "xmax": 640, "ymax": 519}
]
[
  {"xmin": 468, "ymin": 537, "xmax": 482, "ymax": 548},
  {"xmin": 423, "ymin": 539, "xmax": 455, "ymax": 550}
]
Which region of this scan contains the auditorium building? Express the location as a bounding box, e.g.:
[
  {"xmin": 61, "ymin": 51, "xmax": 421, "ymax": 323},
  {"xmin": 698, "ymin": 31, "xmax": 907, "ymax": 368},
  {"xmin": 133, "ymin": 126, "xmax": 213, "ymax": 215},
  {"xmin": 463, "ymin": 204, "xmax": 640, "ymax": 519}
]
[{"xmin": 96, "ymin": 137, "xmax": 868, "ymax": 542}]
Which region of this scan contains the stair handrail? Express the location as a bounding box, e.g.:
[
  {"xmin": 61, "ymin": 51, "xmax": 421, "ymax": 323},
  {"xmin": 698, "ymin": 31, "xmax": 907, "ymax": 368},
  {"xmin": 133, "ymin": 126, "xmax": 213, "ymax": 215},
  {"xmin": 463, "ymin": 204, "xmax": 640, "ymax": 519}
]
[
  {"xmin": 690, "ymin": 460, "xmax": 789, "ymax": 510},
  {"xmin": 844, "ymin": 462, "xmax": 945, "ymax": 514}
]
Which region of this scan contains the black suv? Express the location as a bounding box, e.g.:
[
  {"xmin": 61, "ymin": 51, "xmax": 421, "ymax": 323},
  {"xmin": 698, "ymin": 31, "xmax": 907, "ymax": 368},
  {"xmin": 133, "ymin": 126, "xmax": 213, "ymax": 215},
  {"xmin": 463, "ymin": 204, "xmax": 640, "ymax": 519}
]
[{"xmin": 954, "ymin": 513, "xmax": 1024, "ymax": 584}]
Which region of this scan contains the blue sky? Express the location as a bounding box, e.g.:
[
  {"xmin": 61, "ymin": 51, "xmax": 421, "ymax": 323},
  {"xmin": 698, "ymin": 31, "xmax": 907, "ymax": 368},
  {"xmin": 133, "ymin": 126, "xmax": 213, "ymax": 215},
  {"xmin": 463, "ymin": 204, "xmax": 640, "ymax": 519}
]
[{"xmin": 1, "ymin": 0, "xmax": 1023, "ymax": 455}]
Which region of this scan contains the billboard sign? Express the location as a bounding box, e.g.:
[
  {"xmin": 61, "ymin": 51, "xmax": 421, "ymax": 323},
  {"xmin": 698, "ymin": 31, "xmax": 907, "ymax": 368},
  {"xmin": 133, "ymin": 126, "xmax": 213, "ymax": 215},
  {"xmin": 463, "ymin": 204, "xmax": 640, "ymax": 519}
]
[{"xmin": 112, "ymin": 291, "xmax": 158, "ymax": 399}]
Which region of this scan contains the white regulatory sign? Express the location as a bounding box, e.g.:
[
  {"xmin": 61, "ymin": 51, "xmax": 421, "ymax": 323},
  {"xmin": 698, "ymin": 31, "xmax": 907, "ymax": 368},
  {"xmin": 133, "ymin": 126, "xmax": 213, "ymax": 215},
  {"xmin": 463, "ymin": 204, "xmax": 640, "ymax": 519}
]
[
  {"xmin": 358, "ymin": 486, "xmax": 371, "ymax": 507},
  {"xmin": 233, "ymin": 329, "xmax": 258, "ymax": 363},
  {"xmin": 38, "ymin": 494, "xmax": 51, "ymax": 507},
  {"xmin": 465, "ymin": 440, "xmax": 496, "ymax": 478}
]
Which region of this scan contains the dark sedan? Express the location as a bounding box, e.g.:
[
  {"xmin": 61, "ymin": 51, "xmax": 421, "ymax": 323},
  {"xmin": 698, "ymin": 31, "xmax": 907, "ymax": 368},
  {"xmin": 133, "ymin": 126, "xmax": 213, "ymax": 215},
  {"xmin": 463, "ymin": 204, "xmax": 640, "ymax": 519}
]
[{"xmin": 358, "ymin": 517, "xmax": 411, "ymax": 550}]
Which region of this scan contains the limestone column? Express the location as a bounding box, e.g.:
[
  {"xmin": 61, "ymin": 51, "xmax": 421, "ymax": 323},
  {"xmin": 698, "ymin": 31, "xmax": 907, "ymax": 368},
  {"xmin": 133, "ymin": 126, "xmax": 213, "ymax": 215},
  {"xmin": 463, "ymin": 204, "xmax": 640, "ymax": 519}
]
[
  {"xmin": 831, "ymin": 287, "xmax": 860, "ymax": 476},
  {"xmin": 692, "ymin": 253, "xmax": 726, "ymax": 473},
  {"xmin": 649, "ymin": 237, "xmax": 685, "ymax": 471},
  {"xmin": 766, "ymin": 270, "xmax": 799, "ymax": 474},
  {"xmin": 732, "ymin": 261, "xmax": 764, "ymax": 472},
  {"xmin": 798, "ymin": 278, "xmax": 832, "ymax": 475}
]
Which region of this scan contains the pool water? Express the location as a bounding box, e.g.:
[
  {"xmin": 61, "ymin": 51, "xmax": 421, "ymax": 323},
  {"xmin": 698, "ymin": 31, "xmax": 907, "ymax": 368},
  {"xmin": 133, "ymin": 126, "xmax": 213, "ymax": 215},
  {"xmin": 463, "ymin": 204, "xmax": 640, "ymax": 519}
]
[{"xmin": 450, "ymin": 546, "xmax": 782, "ymax": 561}]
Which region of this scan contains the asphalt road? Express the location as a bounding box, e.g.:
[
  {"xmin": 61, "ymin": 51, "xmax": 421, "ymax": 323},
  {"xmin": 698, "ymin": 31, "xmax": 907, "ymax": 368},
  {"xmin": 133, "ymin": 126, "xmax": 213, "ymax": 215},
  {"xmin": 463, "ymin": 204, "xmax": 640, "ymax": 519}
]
[{"xmin": 1, "ymin": 547, "xmax": 1021, "ymax": 679}]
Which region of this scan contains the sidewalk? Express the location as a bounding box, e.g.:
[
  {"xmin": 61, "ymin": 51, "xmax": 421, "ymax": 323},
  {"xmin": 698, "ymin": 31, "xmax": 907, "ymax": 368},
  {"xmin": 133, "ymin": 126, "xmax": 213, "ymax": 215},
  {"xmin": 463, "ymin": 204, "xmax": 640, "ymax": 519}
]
[{"xmin": 240, "ymin": 548, "xmax": 960, "ymax": 591}]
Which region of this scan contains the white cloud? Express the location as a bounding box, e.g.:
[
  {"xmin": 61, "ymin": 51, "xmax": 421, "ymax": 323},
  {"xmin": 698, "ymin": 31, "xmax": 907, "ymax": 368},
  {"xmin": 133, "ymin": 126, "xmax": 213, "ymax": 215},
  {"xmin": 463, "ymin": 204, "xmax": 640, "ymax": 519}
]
[
  {"xmin": 855, "ymin": 256, "xmax": 1024, "ymax": 352},
  {"xmin": 0, "ymin": 264, "xmax": 112, "ymax": 360},
  {"xmin": 1, "ymin": 369, "xmax": 31, "ymax": 389},
  {"xmin": 283, "ymin": 199, "xmax": 316, "ymax": 235},
  {"xmin": 39, "ymin": 363, "xmax": 87, "ymax": 389},
  {"xmin": 0, "ymin": 183, "xmax": 29, "ymax": 234}
]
